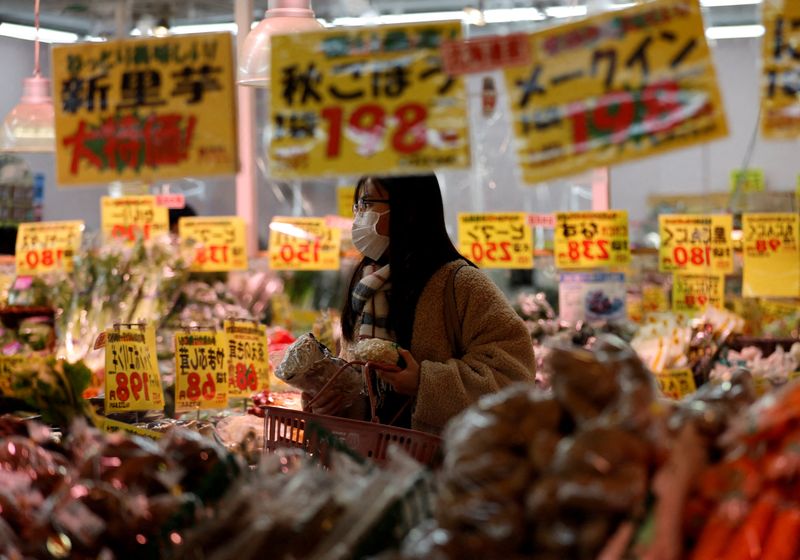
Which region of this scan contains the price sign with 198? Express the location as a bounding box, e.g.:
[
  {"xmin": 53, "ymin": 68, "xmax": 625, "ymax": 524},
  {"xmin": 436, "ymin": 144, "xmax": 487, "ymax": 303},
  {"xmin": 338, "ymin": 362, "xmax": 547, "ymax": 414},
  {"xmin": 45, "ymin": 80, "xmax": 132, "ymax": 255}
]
[
  {"xmin": 268, "ymin": 217, "xmax": 341, "ymax": 271},
  {"xmin": 224, "ymin": 321, "xmax": 270, "ymax": 399},
  {"xmin": 174, "ymin": 331, "xmax": 228, "ymax": 411},
  {"xmin": 658, "ymin": 215, "xmax": 734, "ymax": 273},
  {"xmin": 457, "ymin": 213, "xmax": 533, "ymax": 270},
  {"xmin": 554, "ymin": 212, "xmax": 630, "ymax": 269},
  {"xmin": 104, "ymin": 326, "xmax": 164, "ymax": 413}
]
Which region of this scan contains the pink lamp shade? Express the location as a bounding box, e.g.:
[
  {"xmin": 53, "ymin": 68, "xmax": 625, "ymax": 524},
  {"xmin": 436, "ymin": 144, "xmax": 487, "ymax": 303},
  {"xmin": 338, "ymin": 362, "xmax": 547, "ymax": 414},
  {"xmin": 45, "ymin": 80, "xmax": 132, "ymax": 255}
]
[
  {"xmin": 0, "ymin": 75, "xmax": 55, "ymax": 153},
  {"xmin": 238, "ymin": 0, "xmax": 324, "ymax": 87}
]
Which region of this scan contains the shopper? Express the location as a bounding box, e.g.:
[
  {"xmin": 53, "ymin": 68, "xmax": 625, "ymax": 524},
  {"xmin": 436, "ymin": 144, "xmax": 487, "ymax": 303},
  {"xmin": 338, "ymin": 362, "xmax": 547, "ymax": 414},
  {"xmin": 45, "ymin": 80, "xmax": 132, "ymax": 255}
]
[{"xmin": 307, "ymin": 174, "xmax": 536, "ymax": 434}]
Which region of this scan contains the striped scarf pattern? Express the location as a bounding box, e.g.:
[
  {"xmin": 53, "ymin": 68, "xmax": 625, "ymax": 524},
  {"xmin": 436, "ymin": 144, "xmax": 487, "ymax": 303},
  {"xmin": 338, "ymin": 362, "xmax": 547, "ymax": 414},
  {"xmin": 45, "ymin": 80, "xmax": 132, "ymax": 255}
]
[{"xmin": 352, "ymin": 264, "xmax": 394, "ymax": 341}]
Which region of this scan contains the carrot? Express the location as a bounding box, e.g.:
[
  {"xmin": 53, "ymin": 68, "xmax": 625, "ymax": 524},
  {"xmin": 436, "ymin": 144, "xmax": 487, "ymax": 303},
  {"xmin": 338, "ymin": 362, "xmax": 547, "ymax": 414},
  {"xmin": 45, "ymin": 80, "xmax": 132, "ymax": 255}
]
[
  {"xmin": 691, "ymin": 507, "xmax": 738, "ymax": 560},
  {"xmin": 761, "ymin": 507, "xmax": 800, "ymax": 560},
  {"xmin": 719, "ymin": 492, "xmax": 779, "ymax": 560}
]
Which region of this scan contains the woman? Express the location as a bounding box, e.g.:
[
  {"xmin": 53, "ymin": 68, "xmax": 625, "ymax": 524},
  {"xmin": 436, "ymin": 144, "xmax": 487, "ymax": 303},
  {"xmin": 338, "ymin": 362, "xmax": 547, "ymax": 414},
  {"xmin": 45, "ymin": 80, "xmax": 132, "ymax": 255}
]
[{"xmin": 310, "ymin": 174, "xmax": 536, "ymax": 434}]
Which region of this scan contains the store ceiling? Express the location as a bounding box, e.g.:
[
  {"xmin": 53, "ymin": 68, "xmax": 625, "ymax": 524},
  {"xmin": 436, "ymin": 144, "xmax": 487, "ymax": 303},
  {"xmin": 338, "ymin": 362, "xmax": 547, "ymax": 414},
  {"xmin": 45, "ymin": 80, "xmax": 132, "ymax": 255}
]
[{"xmin": 0, "ymin": 0, "xmax": 760, "ymax": 36}]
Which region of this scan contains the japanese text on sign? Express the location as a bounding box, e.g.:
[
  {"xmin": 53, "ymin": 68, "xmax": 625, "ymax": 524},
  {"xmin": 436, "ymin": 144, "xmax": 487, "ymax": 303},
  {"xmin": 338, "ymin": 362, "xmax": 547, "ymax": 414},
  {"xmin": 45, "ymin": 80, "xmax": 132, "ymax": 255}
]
[
  {"xmin": 742, "ymin": 213, "xmax": 800, "ymax": 298},
  {"xmin": 672, "ymin": 272, "xmax": 725, "ymax": 314},
  {"xmin": 659, "ymin": 214, "xmax": 734, "ymax": 273},
  {"xmin": 504, "ymin": 0, "xmax": 727, "ymax": 185},
  {"xmin": 174, "ymin": 331, "xmax": 228, "ymax": 412},
  {"xmin": 269, "ymin": 217, "xmax": 341, "ymax": 271},
  {"xmin": 52, "ymin": 33, "xmax": 238, "ymax": 186},
  {"xmin": 441, "ymin": 33, "xmax": 531, "ymax": 75},
  {"xmin": 15, "ymin": 221, "xmax": 84, "ymax": 276},
  {"xmin": 269, "ymin": 22, "xmax": 470, "ymax": 179},
  {"xmin": 554, "ymin": 211, "xmax": 630, "ymax": 269},
  {"xmin": 656, "ymin": 369, "xmax": 696, "ymax": 399},
  {"xmin": 224, "ymin": 320, "xmax": 270, "ymax": 399},
  {"xmin": 761, "ymin": 0, "xmax": 800, "ymax": 138},
  {"xmin": 457, "ymin": 213, "xmax": 533, "ymax": 270},
  {"xmin": 101, "ymin": 195, "xmax": 169, "ymax": 244},
  {"xmin": 105, "ymin": 325, "xmax": 164, "ymax": 413},
  {"xmin": 179, "ymin": 216, "xmax": 248, "ymax": 272}
]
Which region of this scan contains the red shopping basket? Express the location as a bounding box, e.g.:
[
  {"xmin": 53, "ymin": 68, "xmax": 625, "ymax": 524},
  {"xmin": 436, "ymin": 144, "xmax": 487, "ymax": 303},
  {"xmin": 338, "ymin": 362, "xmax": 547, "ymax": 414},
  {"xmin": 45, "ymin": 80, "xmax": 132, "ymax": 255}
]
[{"xmin": 263, "ymin": 361, "xmax": 441, "ymax": 467}]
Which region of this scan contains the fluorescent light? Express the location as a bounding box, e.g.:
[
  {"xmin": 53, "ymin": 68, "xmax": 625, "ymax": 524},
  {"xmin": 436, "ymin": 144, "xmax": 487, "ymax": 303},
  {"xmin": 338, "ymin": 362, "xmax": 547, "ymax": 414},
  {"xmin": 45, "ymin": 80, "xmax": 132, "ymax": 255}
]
[
  {"xmin": 706, "ymin": 24, "xmax": 764, "ymax": 39},
  {"xmin": 0, "ymin": 23, "xmax": 78, "ymax": 43},
  {"xmin": 701, "ymin": 0, "xmax": 760, "ymax": 6},
  {"xmin": 332, "ymin": 11, "xmax": 464, "ymax": 26},
  {"xmin": 169, "ymin": 22, "xmax": 239, "ymax": 35},
  {"xmin": 545, "ymin": 5, "xmax": 588, "ymax": 17},
  {"xmin": 483, "ymin": 8, "xmax": 545, "ymax": 22}
]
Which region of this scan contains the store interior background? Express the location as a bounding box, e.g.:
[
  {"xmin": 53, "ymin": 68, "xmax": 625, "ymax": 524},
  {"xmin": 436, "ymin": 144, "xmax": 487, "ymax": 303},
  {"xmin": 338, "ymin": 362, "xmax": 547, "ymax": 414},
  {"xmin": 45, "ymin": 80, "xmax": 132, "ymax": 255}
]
[{"xmin": 0, "ymin": 0, "xmax": 796, "ymax": 246}]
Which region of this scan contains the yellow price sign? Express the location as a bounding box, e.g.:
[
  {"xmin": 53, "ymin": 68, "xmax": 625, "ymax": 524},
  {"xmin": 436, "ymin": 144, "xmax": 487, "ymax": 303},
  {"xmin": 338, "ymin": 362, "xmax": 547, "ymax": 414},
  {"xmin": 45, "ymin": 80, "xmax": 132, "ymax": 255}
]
[
  {"xmin": 457, "ymin": 213, "xmax": 533, "ymax": 269},
  {"xmin": 101, "ymin": 195, "xmax": 169, "ymax": 244},
  {"xmin": 730, "ymin": 168, "xmax": 765, "ymax": 193},
  {"xmin": 643, "ymin": 285, "xmax": 670, "ymax": 314},
  {"xmin": 224, "ymin": 320, "xmax": 270, "ymax": 398},
  {"xmin": 742, "ymin": 213, "xmax": 800, "ymax": 298},
  {"xmin": 503, "ymin": 0, "xmax": 727, "ymax": 185},
  {"xmin": 52, "ymin": 33, "xmax": 238, "ymax": 186},
  {"xmin": 269, "ymin": 22, "xmax": 470, "ymax": 179},
  {"xmin": 672, "ymin": 272, "xmax": 725, "ymax": 313},
  {"xmin": 554, "ymin": 211, "xmax": 630, "ymax": 269},
  {"xmin": 337, "ymin": 186, "xmax": 356, "ymax": 218},
  {"xmin": 659, "ymin": 214, "xmax": 734, "ymax": 273},
  {"xmin": 179, "ymin": 216, "xmax": 248, "ymax": 272},
  {"xmin": 268, "ymin": 217, "xmax": 341, "ymax": 271},
  {"xmin": 655, "ymin": 369, "xmax": 697, "ymax": 400},
  {"xmin": 104, "ymin": 324, "xmax": 164, "ymax": 413},
  {"xmin": 174, "ymin": 330, "xmax": 228, "ymax": 412},
  {"xmin": 15, "ymin": 221, "xmax": 84, "ymax": 276},
  {"xmin": 761, "ymin": 0, "xmax": 800, "ymax": 138}
]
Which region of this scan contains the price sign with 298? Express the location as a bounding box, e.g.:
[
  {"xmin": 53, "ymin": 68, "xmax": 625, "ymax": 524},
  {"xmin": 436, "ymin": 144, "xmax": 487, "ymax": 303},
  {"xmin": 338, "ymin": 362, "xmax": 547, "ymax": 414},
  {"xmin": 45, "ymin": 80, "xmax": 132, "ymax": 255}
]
[{"xmin": 457, "ymin": 213, "xmax": 533, "ymax": 270}]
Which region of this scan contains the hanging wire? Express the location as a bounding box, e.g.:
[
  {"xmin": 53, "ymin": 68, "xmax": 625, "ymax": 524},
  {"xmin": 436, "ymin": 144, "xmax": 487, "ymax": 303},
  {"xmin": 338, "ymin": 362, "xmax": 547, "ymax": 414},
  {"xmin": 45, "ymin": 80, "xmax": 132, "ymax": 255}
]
[{"xmin": 730, "ymin": 104, "xmax": 763, "ymax": 212}]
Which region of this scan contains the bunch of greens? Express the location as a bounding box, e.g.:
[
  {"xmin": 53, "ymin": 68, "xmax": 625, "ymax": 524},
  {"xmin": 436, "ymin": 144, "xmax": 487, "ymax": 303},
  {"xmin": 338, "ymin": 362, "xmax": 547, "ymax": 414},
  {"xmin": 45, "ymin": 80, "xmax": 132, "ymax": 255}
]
[{"xmin": 10, "ymin": 358, "xmax": 94, "ymax": 428}]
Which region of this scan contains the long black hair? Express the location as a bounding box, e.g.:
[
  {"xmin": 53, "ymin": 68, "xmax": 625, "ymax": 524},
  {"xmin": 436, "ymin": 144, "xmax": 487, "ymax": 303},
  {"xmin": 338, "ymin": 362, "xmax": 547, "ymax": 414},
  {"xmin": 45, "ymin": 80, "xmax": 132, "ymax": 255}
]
[{"xmin": 341, "ymin": 174, "xmax": 468, "ymax": 348}]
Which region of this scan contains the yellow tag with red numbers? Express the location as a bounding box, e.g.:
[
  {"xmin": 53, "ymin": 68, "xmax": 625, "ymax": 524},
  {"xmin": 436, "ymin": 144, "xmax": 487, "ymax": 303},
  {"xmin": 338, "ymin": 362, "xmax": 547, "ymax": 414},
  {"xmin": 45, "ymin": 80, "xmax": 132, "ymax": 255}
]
[
  {"xmin": 554, "ymin": 211, "xmax": 630, "ymax": 269},
  {"xmin": 457, "ymin": 212, "xmax": 533, "ymax": 269},
  {"xmin": 15, "ymin": 221, "xmax": 84, "ymax": 275},
  {"xmin": 179, "ymin": 216, "xmax": 248, "ymax": 272},
  {"xmin": 223, "ymin": 320, "xmax": 270, "ymax": 398},
  {"xmin": 104, "ymin": 324, "xmax": 164, "ymax": 413},
  {"xmin": 268, "ymin": 217, "xmax": 341, "ymax": 271},
  {"xmin": 174, "ymin": 330, "xmax": 228, "ymax": 412}
]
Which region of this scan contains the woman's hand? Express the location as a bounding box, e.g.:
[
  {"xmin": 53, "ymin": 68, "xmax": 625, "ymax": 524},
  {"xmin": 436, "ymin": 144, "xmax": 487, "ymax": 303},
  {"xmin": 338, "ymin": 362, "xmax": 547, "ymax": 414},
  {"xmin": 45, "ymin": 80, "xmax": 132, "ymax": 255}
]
[
  {"xmin": 302, "ymin": 390, "xmax": 346, "ymax": 416},
  {"xmin": 377, "ymin": 349, "xmax": 420, "ymax": 396}
]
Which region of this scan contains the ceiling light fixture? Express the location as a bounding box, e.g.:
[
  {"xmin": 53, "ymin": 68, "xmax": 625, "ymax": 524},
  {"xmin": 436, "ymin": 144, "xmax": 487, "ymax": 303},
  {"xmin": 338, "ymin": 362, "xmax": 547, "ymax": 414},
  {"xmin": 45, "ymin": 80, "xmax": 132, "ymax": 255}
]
[
  {"xmin": 238, "ymin": 0, "xmax": 324, "ymax": 87},
  {"xmin": 170, "ymin": 22, "xmax": 240, "ymax": 35},
  {"xmin": 0, "ymin": 22, "xmax": 78, "ymax": 43},
  {"xmin": 705, "ymin": 24, "xmax": 765, "ymax": 39},
  {"xmin": 700, "ymin": 0, "xmax": 761, "ymax": 6},
  {"xmin": 0, "ymin": 0, "xmax": 56, "ymax": 153}
]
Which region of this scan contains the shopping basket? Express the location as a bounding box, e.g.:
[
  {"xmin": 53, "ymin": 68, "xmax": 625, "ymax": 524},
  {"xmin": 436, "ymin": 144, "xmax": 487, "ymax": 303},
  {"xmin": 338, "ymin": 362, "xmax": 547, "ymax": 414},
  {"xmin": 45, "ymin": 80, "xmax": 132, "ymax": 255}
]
[{"xmin": 263, "ymin": 361, "xmax": 442, "ymax": 468}]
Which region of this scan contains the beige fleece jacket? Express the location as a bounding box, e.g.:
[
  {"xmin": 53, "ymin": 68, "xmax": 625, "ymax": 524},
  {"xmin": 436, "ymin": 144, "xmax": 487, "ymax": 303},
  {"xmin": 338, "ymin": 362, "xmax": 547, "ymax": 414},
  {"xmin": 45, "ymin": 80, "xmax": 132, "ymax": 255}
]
[{"xmin": 408, "ymin": 261, "xmax": 536, "ymax": 433}]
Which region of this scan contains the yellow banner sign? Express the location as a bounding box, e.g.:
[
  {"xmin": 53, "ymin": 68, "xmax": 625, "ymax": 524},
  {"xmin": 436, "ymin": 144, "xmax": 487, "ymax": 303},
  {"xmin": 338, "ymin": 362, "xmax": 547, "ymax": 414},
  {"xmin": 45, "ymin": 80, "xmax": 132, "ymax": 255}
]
[
  {"xmin": 730, "ymin": 168, "xmax": 765, "ymax": 194},
  {"xmin": 268, "ymin": 22, "xmax": 470, "ymax": 179},
  {"xmin": 762, "ymin": 0, "xmax": 800, "ymax": 138},
  {"xmin": 337, "ymin": 186, "xmax": 356, "ymax": 218},
  {"xmin": 15, "ymin": 221, "xmax": 84, "ymax": 276},
  {"xmin": 224, "ymin": 320, "xmax": 270, "ymax": 398},
  {"xmin": 504, "ymin": 0, "xmax": 727, "ymax": 185},
  {"xmin": 656, "ymin": 369, "xmax": 697, "ymax": 399},
  {"xmin": 672, "ymin": 272, "xmax": 725, "ymax": 313},
  {"xmin": 179, "ymin": 216, "xmax": 247, "ymax": 272},
  {"xmin": 101, "ymin": 195, "xmax": 169, "ymax": 244},
  {"xmin": 104, "ymin": 325, "xmax": 164, "ymax": 413},
  {"xmin": 174, "ymin": 330, "xmax": 228, "ymax": 412},
  {"xmin": 554, "ymin": 211, "xmax": 630, "ymax": 269},
  {"xmin": 659, "ymin": 214, "xmax": 734, "ymax": 273},
  {"xmin": 269, "ymin": 217, "xmax": 341, "ymax": 271},
  {"xmin": 742, "ymin": 213, "xmax": 800, "ymax": 298},
  {"xmin": 52, "ymin": 33, "xmax": 238, "ymax": 186},
  {"xmin": 457, "ymin": 213, "xmax": 533, "ymax": 269}
]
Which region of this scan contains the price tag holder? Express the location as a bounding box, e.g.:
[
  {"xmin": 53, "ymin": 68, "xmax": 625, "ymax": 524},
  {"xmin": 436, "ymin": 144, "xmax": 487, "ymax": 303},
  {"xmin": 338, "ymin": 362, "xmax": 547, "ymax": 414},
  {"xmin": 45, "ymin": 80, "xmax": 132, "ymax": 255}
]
[
  {"xmin": 102, "ymin": 418, "xmax": 164, "ymax": 439},
  {"xmin": 101, "ymin": 196, "xmax": 169, "ymax": 244},
  {"xmin": 457, "ymin": 213, "xmax": 533, "ymax": 269},
  {"xmin": 659, "ymin": 214, "xmax": 734, "ymax": 274},
  {"xmin": 554, "ymin": 211, "xmax": 630, "ymax": 269},
  {"xmin": 268, "ymin": 217, "xmax": 341, "ymax": 271},
  {"xmin": 174, "ymin": 330, "xmax": 228, "ymax": 412},
  {"xmin": 742, "ymin": 213, "xmax": 800, "ymax": 298},
  {"xmin": 179, "ymin": 216, "xmax": 248, "ymax": 272},
  {"xmin": 655, "ymin": 369, "xmax": 697, "ymax": 400},
  {"xmin": 224, "ymin": 320, "xmax": 270, "ymax": 399},
  {"xmin": 15, "ymin": 221, "xmax": 84, "ymax": 276},
  {"xmin": 104, "ymin": 324, "xmax": 164, "ymax": 413},
  {"xmin": 672, "ymin": 272, "xmax": 725, "ymax": 313}
]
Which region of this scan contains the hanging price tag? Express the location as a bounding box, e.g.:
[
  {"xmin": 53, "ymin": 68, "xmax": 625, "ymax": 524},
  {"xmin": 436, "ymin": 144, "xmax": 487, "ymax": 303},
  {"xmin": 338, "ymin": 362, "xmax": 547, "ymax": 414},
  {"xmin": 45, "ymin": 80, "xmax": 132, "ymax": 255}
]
[
  {"xmin": 730, "ymin": 169, "xmax": 765, "ymax": 193},
  {"xmin": 659, "ymin": 214, "xmax": 734, "ymax": 273},
  {"xmin": 174, "ymin": 330, "xmax": 228, "ymax": 412},
  {"xmin": 655, "ymin": 369, "xmax": 697, "ymax": 400},
  {"xmin": 268, "ymin": 217, "xmax": 341, "ymax": 271},
  {"xmin": 179, "ymin": 216, "xmax": 248, "ymax": 272},
  {"xmin": 223, "ymin": 320, "xmax": 270, "ymax": 399},
  {"xmin": 104, "ymin": 324, "xmax": 164, "ymax": 413},
  {"xmin": 15, "ymin": 221, "xmax": 84, "ymax": 276},
  {"xmin": 457, "ymin": 213, "xmax": 533, "ymax": 269},
  {"xmin": 672, "ymin": 272, "xmax": 725, "ymax": 313},
  {"xmin": 337, "ymin": 186, "xmax": 356, "ymax": 218},
  {"xmin": 101, "ymin": 196, "xmax": 169, "ymax": 244},
  {"xmin": 742, "ymin": 213, "xmax": 800, "ymax": 298},
  {"xmin": 554, "ymin": 211, "xmax": 630, "ymax": 269}
]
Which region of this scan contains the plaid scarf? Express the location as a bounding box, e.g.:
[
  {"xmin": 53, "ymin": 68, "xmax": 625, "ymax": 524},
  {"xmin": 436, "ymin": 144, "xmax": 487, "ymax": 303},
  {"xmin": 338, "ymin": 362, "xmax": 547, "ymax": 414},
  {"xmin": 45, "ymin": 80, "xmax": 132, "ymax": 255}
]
[{"xmin": 352, "ymin": 264, "xmax": 394, "ymax": 341}]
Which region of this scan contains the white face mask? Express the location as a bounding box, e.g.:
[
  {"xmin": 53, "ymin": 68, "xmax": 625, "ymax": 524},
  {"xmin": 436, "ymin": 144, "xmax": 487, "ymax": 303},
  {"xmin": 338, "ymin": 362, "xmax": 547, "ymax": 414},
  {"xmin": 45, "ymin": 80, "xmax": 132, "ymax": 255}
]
[{"xmin": 352, "ymin": 210, "xmax": 390, "ymax": 260}]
